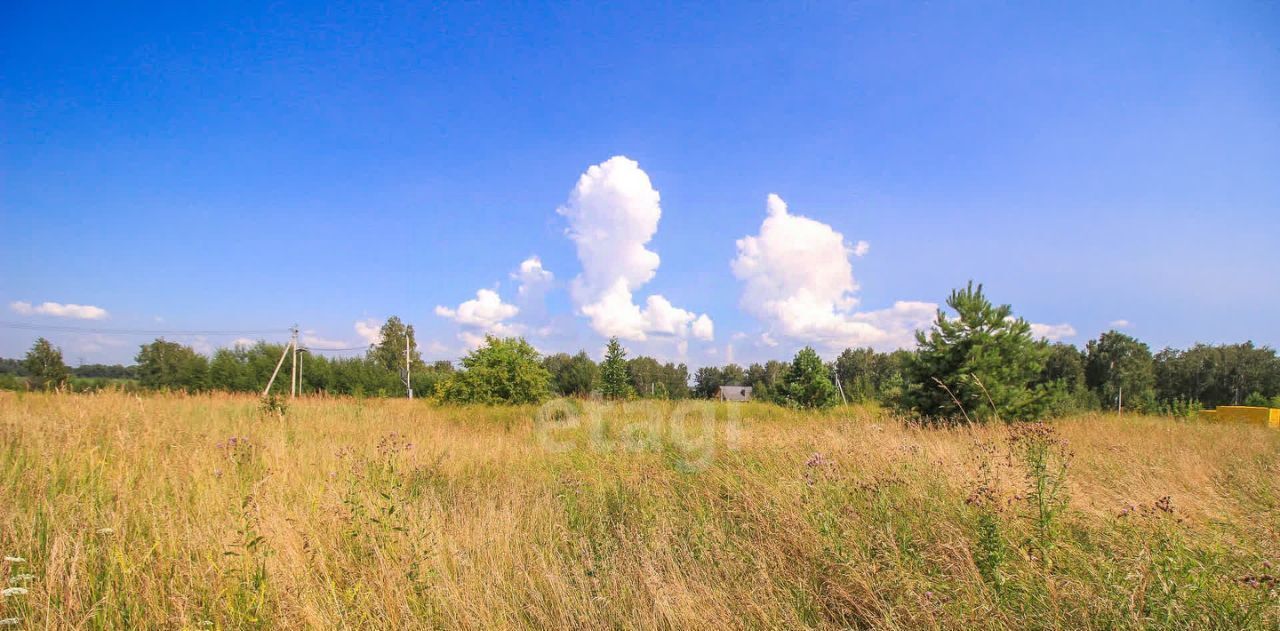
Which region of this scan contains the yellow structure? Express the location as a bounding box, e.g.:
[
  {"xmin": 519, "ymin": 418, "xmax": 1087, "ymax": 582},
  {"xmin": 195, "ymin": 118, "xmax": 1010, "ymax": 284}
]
[{"xmin": 1200, "ymin": 406, "xmax": 1280, "ymax": 428}]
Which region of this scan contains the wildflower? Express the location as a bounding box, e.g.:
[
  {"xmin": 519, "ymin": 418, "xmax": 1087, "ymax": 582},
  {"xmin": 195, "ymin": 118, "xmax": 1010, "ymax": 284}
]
[
  {"xmin": 0, "ymin": 618, "xmax": 20, "ymax": 627},
  {"xmin": 10, "ymin": 574, "xmax": 34, "ymax": 583},
  {"xmin": 1, "ymin": 587, "xmax": 27, "ymax": 597},
  {"xmin": 96, "ymin": 528, "xmax": 115, "ymax": 536},
  {"xmin": 1, "ymin": 557, "xmax": 22, "ymax": 564}
]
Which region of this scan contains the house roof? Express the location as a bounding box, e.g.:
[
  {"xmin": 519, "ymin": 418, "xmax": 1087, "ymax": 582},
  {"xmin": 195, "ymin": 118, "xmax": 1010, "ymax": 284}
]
[{"xmin": 718, "ymin": 385, "xmax": 752, "ymax": 401}]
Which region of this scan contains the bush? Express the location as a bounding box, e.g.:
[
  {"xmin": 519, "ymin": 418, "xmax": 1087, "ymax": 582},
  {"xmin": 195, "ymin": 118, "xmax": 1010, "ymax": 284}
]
[{"xmin": 437, "ymin": 336, "xmax": 552, "ymax": 405}]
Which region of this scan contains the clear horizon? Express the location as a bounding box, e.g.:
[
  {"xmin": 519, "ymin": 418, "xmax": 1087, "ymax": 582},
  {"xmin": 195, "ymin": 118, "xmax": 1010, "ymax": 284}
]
[{"xmin": 3, "ymin": 1, "xmax": 1278, "ymax": 366}]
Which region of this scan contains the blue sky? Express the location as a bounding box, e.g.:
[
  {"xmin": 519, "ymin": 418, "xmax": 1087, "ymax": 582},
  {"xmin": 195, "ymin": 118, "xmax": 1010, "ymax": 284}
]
[{"xmin": 2, "ymin": 1, "xmax": 1277, "ymax": 366}]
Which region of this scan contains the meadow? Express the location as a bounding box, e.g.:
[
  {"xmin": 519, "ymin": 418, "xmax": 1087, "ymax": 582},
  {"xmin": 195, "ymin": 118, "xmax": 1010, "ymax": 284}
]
[{"xmin": 1, "ymin": 391, "xmax": 1277, "ymax": 629}]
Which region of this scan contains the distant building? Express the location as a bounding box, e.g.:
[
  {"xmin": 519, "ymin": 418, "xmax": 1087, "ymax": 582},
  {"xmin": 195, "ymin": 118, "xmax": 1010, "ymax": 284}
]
[{"xmin": 717, "ymin": 385, "xmax": 752, "ymax": 402}]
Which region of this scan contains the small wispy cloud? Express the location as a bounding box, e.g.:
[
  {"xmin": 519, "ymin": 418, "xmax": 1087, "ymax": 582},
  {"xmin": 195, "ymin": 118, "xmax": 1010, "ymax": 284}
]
[
  {"xmin": 1109, "ymin": 319, "xmax": 1132, "ymax": 329},
  {"xmin": 301, "ymin": 331, "xmax": 349, "ymax": 350},
  {"xmin": 10, "ymin": 301, "xmax": 109, "ymax": 320}
]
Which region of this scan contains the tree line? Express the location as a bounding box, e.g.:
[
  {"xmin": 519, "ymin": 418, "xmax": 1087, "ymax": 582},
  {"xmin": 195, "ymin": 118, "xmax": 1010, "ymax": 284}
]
[{"xmin": 6, "ymin": 283, "xmax": 1280, "ymax": 422}]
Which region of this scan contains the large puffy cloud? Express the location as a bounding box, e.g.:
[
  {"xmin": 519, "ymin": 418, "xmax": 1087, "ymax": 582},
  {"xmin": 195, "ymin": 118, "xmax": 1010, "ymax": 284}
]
[
  {"xmin": 732, "ymin": 194, "xmax": 937, "ymax": 351},
  {"xmin": 10, "ymin": 300, "xmax": 109, "ymax": 320},
  {"xmin": 557, "ymin": 156, "xmax": 713, "ymax": 341},
  {"xmin": 435, "ymin": 289, "xmax": 520, "ymax": 335}
]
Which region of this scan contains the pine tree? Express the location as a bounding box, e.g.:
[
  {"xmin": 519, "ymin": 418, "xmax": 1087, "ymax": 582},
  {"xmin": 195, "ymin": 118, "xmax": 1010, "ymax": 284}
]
[
  {"xmin": 899, "ymin": 281, "xmax": 1050, "ymax": 423},
  {"xmin": 599, "ymin": 337, "xmax": 633, "ymax": 400}
]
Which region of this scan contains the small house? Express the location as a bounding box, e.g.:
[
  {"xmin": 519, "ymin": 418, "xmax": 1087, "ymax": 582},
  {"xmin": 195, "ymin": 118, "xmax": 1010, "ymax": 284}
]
[{"xmin": 717, "ymin": 385, "xmax": 752, "ymax": 402}]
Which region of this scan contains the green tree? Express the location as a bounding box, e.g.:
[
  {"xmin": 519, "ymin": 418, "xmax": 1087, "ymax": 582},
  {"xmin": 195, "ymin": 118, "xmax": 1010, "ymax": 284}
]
[
  {"xmin": 693, "ymin": 366, "xmax": 724, "ymax": 399},
  {"xmin": 1036, "ymin": 343, "xmax": 1097, "ymax": 415},
  {"xmin": 779, "ymin": 347, "xmax": 839, "ymax": 409},
  {"xmin": 544, "ymin": 351, "xmax": 597, "ymax": 397},
  {"xmin": 599, "ymin": 337, "xmax": 633, "ymax": 400},
  {"xmin": 898, "ymin": 282, "xmax": 1050, "ymax": 422},
  {"xmin": 627, "ymin": 355, "xmax": 666, "ymax": 398},
  {"xmin": 720, "ymin": 364, "xmax": 747, "ymax": 388},
  {"xmin": 834, "ymin": 347, "xmax": 878, "ymax": 402},
  {"xmin": 1085, "ymin": 331, "xmax": 1155, "ymax": 412},
  {"xmin": 745, "ymin": 360, "xmax": 788, "ymax": 401},
  {"xmin": 136, "ymin": 339, "xmax": 209, "ymax": 392},
  {"xmin": 368, "ymin": 316, "xmax": 423, "ymax": 376},
  {"xmin": 23, "ymin": 338, "xmax": 69, "ymax": 390},
  {"xmin": 437, "ymin": 336, "xmax": 552, "ymax": 404}
]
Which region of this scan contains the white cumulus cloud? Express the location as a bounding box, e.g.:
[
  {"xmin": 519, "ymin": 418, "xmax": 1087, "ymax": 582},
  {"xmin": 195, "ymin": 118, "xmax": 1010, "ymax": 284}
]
[
  {"xmin": 10, "ymin": 301, "xmax": 109, "ymax": 320},
  {"xmin": 354, "ymin": 319, "xmax": 383, "ymax": 346},
  {"xmin": 513, "ymin": 256, "xmax": 554, "ymax": 302},
  {"xmin": 732, "ymin": 194, "xmax": 936, "ymax": 351},
  {"xmin": 1109, "ymin": 319, "xmax": 1132, "ymax": 329},
  {"xmin": 557, "ymin": 156, "xmax": 712, "ymax": 341},
  {"xmin": 436, "ymin": 288, "xmax": 522, "ymax": 340},
  {"xmin": 1029, "ymin": 322, "xmax": 1077, "ymax": 341}
]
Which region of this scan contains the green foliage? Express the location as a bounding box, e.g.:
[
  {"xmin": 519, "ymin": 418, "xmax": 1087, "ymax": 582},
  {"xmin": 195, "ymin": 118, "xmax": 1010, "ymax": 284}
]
[
  {"xmin": 624, "ymin": 355, "xmax": 690, "ymax": 399},
  {"xmin": 1036, "ymin": 343, "xmax": 1098, "ymax": 416},
  {"xmin": 1156, "ymin": 396, "xmax": 1203, "ymax": 418},
  {"xmin": 1153, "ymin": 342, "xmax": 1280, "ymax": 407},
  {"xmin": 23, "ymin": 337, "xmax": 69, "ymax": 390},
  {"xmin": 368, "ymin": 316, "xmax": 424, "ymax": 376},
  {"xmin": 778, "ymin": 347, "xmax": 839, "ymax": 409},
  {"xmin": 1086, "ymin": 331, "xmax": 1156, "ymax": 412},
  {"xmin": 745, "ymin": 360, "xmax": 788, "ymax": 401},
  {"xmin": 598, "ymin": 337, "xmax": 633, "ymax": 400},
  {"xmin": 833, "ymin": 347, "xmax": 876, "ymax": 402},
  {"xmin": 1009, "ymin": 423, "xmax": 1071, "ymax": 555},
  {"xmin": 899, "ymin": 282, "xmax": 1050, "ymax": 422},
  {"xmin": 693, "ymin": 366, "xmax": 724, "ymax": 399},
  {"xmin": 437, "ymin": 336, "xmax": 552, "ymax": 405},
  {"xmin": 136, "ymin": 339, "xmax": 210, "ymax": 392},
  {"xmin": 259, "ymin": 394, "xmax": 288, "ymax": 417},
  {"xmin": 544, "ymin": 351, "xmax": 597, "ymax": 397}
]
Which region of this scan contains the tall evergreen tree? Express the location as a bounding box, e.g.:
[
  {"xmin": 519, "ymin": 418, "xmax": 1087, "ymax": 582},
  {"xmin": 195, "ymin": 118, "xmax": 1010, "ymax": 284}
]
[{"xmin": 898, "ymin": 282, "xmax": 1050, "ymax": 422}]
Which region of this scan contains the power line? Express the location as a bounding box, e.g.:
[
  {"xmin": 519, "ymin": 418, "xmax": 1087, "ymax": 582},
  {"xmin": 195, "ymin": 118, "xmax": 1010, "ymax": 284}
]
[{"xmin": 0, "ymin": 322, "xmax": 289, "ymax": 336}]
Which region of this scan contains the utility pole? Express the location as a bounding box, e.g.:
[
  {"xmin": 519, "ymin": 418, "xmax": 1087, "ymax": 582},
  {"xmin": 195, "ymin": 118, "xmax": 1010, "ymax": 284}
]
[
  {"xmin": 405, "ymin": 333, "xmax": 413, "ymax": 399},
  {"xmin": 832, "ymin": 365, "xmax": 848, "ymax": 406},
  {"xmin": 290, "ymin": 325, "xmax": 298, "ymax": 399},
  {"xmin": 263, "ymin": 338, "xmax": 292, "ymax": 397}
]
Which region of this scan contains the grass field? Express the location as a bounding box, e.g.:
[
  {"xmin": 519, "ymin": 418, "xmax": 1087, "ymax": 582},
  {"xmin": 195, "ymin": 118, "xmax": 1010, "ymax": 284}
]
[{"xmin": 1, "ymin": 391, "xmax": 1278, "ymax": 629}]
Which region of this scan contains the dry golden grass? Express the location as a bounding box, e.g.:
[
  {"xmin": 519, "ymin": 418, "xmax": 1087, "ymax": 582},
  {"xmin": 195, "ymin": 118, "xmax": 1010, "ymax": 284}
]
[{"xmin": 1, "ymin": 391, "xmax": 1277, "ymax": 629}]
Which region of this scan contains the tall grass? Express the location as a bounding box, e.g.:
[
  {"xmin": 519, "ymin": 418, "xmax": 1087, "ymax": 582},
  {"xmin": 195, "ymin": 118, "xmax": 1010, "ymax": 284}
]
[{"xmin": 1, "ymin": 391, "xmax": 1277, "ymax": 629}]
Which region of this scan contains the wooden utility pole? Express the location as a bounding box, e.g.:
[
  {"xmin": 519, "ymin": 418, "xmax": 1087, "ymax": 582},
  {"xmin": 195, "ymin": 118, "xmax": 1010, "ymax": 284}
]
[
  {"xmin": 263, "ymin": 338, "xmax": 291, "ymax": 397},
  {"xmin": 405, "ymin": 333, "xmax": 413, "ymax": 399},
  {"xmin": 290, "ymin": 325, "xmax": 299, "ymax": 399},
  {"xmin": 832, "ymin": 365, "xmax": 848, "ymax": 406}
]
